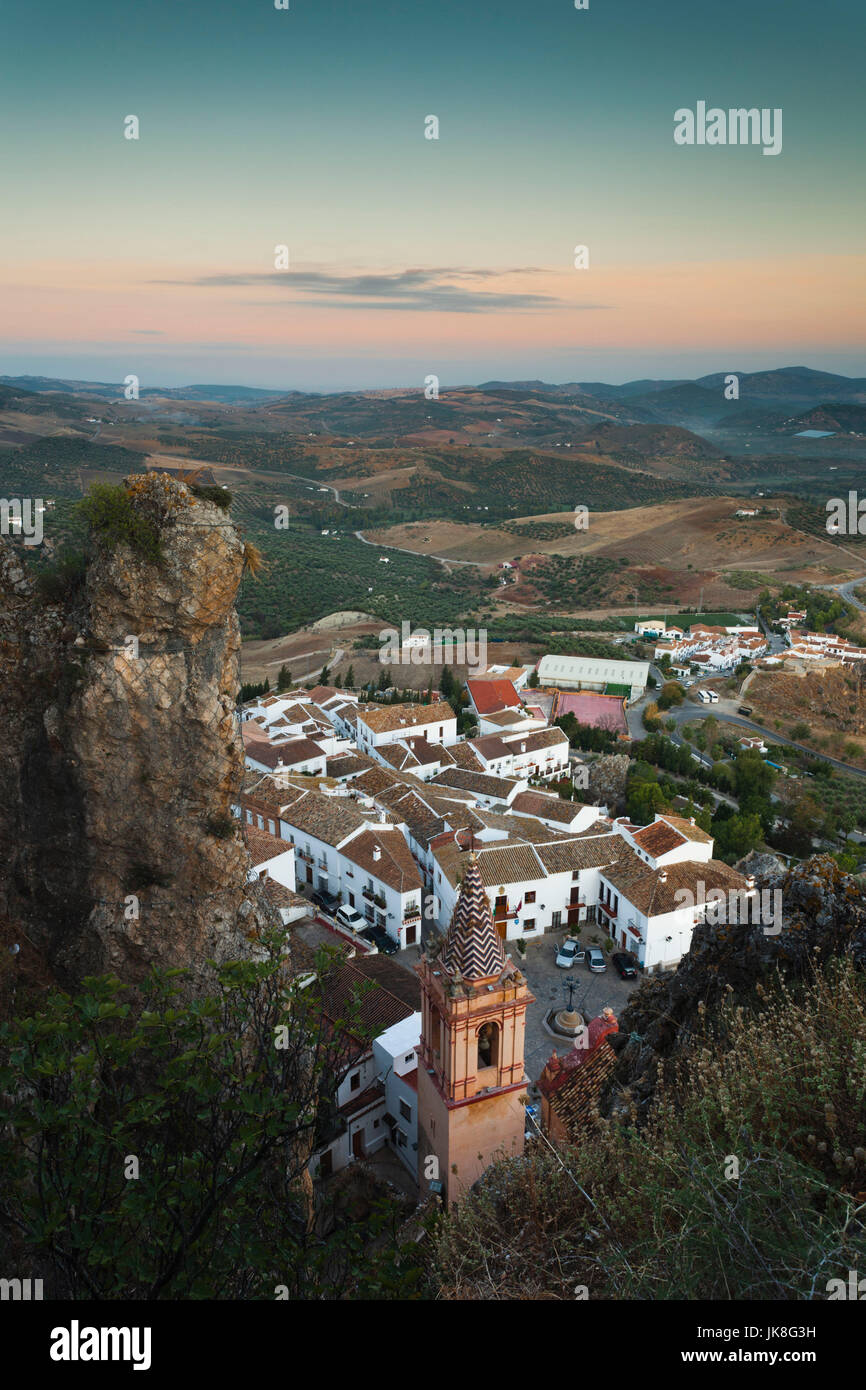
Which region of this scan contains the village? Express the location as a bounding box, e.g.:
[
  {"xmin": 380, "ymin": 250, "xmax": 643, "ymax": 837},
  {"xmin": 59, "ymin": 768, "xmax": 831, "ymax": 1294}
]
[{"xmin": 234, "ymin": 652, "xmax": 759, "ymax": 1200}]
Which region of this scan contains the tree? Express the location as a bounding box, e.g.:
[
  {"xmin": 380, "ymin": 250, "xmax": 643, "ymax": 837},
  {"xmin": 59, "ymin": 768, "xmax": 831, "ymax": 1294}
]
[
  {"xmin": 527, "ymin": 669, "xmax": 539, "ymax": 689},
  {"xmin": 0, "ymin": 951, "xmax": 421, "ymax": 1300},
  {"xmin": 657, "ymin": 681, "xmax": 685, "ymax": 711},
  {"xmin": 344, "ymin": 664, "xmax": 355, "ymax": 689},
  {"xmin": 319, "ymin": 665, "xmax": 331, "ymax": 686},
  {"xmin": 712, "ymin": 810, "xmax": 763, "ymax": 861},
  {"xmin": 277, "ymin": 663, "xmax": 292, "ymax": 692},
  {"xmin": 642, "ymin": 702, "xmax": 662, "ymax": 733}
]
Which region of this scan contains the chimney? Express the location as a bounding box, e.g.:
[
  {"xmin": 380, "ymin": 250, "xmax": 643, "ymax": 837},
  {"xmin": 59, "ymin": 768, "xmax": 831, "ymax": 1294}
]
[
  {"xmin": 658, "ymin": 869, "xmax": 667, "ymax": 883},
  {"xmin": 373, "ymin": 846, "xmax": 382, "ymax": 862},
  {"xmin": 520, "ymin": 742, "xmax": 526, "ymax": 753}
]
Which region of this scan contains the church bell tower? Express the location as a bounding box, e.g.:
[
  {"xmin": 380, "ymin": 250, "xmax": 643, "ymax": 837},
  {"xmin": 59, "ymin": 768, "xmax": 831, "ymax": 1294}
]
[{"xmin": 416, "ymin": 853, "xmax": 534, "ymax": 1205}]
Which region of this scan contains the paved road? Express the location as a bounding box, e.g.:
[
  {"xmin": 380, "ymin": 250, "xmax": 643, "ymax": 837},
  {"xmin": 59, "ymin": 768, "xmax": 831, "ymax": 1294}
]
[
  {"xmin": 820, "ymin": 576, "xmax": 866, "ymax": 613},
  {"xmin": 663, "ymin": 698, "xmax": 866, "ymax": 782}
]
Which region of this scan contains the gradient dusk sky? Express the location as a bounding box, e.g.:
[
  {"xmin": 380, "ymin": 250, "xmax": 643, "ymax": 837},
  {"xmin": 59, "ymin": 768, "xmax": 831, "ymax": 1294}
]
[{"xmin": 2, "ymin": 0, "xmax": 864, "ymax": 390}]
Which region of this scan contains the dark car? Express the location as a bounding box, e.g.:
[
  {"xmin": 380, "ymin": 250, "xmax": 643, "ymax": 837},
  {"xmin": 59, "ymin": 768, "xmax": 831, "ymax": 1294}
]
[
  {"xmin": 612, "ymin": 951, "xmax": 638, "ymax": 979},
  {"xmin": 360, "ymin": 926, "xmax": 398, "ymax": 955},
  {"xmin": 311, "ymin": 888, "xmax": 341, "ymax": 915},
  {"xmin": 737, "ymin": 705, "xmax": 753, "ymax": 717}
]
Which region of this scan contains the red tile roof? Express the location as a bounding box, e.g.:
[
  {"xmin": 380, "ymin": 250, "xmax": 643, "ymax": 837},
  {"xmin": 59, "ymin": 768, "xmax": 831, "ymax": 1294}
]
[{"xmin": 466, "ymin": 678, "xmax": 522, "ymax": 716}]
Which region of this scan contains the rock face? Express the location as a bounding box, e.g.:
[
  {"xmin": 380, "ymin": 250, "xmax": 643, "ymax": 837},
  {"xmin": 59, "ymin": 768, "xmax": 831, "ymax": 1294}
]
[
  {"xmin": 587, "ymin": 753, "xmax": 630, "ymax": 811},
  {"xmin": 603, "ymin": 853, "xmax": 866, "ymax": 1120},
  {"xmin": 0, "ymin": 474, "xmax": 269, "ymax": 992}
]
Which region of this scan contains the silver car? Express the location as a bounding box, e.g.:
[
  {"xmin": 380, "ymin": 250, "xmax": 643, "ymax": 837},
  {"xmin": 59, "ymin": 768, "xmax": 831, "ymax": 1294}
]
[
  {"xmin": 586, "ymin": 947, "xmax": 606, "ymax": 973},
  {"xmin": 555, "ymin": 938, "xmax": 585, "ymax": 968}
]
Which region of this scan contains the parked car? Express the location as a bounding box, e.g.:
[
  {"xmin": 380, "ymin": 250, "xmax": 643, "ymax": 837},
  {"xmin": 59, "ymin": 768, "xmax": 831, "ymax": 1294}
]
[
  {"xmin": 311, "ymin": 888, "xmax": 341, "ymax": 915},
  {"xmin": 738, "ymin": 705, "xmax": 753, "ymax": 717},
  {"xmin": 359, "ymin": 925, "xmax": 398, "ymax": 955},
  {"xmin": 612, "ymin": 951, "xmax": 638, "ymax": 979},
  {"xmin": 555, "ymin": 938, "xmax": 585, "ymax": 968},
  {"xmin": 335, "ymin": 904, "xmax": 366, "ymax": 933},
  {"xmin": 586, "ymin": 947, "xmax": 606, "ymax": 973}
]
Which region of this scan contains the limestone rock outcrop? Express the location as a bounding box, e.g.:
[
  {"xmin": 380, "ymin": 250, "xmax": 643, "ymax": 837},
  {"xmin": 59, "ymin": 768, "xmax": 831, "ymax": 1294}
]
[{"xmin": 0, "ymin": 474, "xmax": 271, "ymax": 993}]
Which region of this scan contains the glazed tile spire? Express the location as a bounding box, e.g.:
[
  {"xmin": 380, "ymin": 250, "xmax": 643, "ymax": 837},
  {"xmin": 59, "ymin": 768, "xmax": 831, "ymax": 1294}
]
[{"xmin": 440, "ymin": 852, "xmax": 506, "ymax": 981}]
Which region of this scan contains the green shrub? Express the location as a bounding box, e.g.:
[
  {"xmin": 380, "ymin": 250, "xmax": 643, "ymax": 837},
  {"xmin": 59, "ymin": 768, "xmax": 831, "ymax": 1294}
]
[{"xmin": 77, "ymin": 484, "xmax": 162, "ymax": 562}]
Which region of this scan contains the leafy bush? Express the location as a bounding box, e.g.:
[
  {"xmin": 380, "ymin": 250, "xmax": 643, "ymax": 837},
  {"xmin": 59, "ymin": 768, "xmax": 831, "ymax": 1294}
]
[
  {"xmin": 432, "ymin": 958, "xmax": 866, "ymax": 1300},
  {"xmin": 77, "ymin": 484, "xmax": 162, "ymax": 562}
]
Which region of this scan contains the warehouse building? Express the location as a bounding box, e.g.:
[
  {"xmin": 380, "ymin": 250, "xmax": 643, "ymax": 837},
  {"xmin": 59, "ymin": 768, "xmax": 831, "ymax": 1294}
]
[{"xmin": 536, "ymin": 653, "xmax": 649, "ymax": 703}]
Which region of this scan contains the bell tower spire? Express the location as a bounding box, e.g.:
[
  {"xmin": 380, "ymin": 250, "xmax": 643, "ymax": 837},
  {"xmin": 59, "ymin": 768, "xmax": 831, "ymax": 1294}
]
[{"xmin": 416, "ymin": 852, "xmax": 534, "ymax": 1205}]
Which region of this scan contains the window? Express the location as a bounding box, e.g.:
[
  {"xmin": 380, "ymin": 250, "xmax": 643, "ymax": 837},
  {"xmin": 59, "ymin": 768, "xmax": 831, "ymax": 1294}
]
[
  {"xmin": 572, "ymin": 870, "xmax": 580, "ymax": 881},
  {"xmin": 349, "ymin": 1072, "xmax": 360, "ymax": 1092},
  {"xmin": 477, "ymin": 1022, "xmax": 500, "ymax": 1070},
  {"xmin": 552, "ymin": 911, "xmax": 562, "ymax": 928},
  {"xmin": 404, "ymin": 1053, "xmax": 414, "ymax": 1064},
  {"xmin": 525, "ymin": 891, "xmax": 536, "ymax": 904},
  {"xmin": 399, "ymin": 1099, "xmax": 412, "ymax": 1123},
  {"xmin": 524, "ymin": 918, "xmax": 535, "ymax": 931}
]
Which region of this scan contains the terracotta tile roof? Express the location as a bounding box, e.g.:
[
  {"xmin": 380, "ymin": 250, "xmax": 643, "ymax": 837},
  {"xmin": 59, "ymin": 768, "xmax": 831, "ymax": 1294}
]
[
  {"xmin": 326, "ymin": 753, "xmax": 377, "ymax": 779},
  {"xmin": 481, "ymin": 709, "xmax": 534, "ymax": 728},
  {"xmin": 459, "ymin": 842, "xmax": 545, "ymax": 889},
  {"xmin": 358, "ymin": 701, "xmax": 454, "ymax": 734},
  {"xmin": 268, "ymin": 736, "xmax": 326, "ymax": 766},
  {"xmin": 466, "ymin": 678, "xmax": 522, "ymax": 715},
  {"xmin": 511, "ymin": 791, "xmax": 586, "ymax": 824},
  {"xmin": 602, "ymin": 850, "xmax": 748, "ymax": 917},
  {"xmin": 539, "ymin": 1012, "xmax": 619, "ymax": 1141},
  {"xmin": 341, "ymin": 1080, "xmax": 385, "ymax": 1119},
  {"xmin": 243, "ymin": 824, "xmax": 293, "ymax": 866},
  {"xmin": 510, "ymin": 728, "xmax": 569, "ymax": 753},
  {"xmin": 658, "ymin": 814, "xmax": 713, "ymax": 844},
  {"xmin": 534, "ymin": 834, "xmax": 623, "ymax": 874},
  {"xmin": 378, "ymin": 743, "xmax": 422, "ymax": 771},
  {"xmin": 632, "ymin": 821, "xmax": 688, "ymax": 857},
  {"xmin": 318, "ymin": 956, "xmax": 420, "ymax": 1039},
  {"xmin": 341, "ymin": 828, "xmax": 423, "ymax": 893},
  {"xmin": 263, "ymin": 878, "xmax": 308, "ymax": 911},
  {"xmin": 279, "ymin": 789, "xmax": 380, "ymax": 847},
  {"xmin": 470, "ymin": 733, "xmax": 514, "ymax": 761},
  {"xmin": 376, "ymin": 788, "xmax": 449, "ymax": 845},
  {"xmin": 449, "ymin": 741, "xmax": 486, "ymax": 771},
  {"xmin": 429, "ymin": 768, "xmax": 521, "ymax": 800},
  {"xmin": 403, "ymin": 735, "xmax": 455, "ymax": 765}
]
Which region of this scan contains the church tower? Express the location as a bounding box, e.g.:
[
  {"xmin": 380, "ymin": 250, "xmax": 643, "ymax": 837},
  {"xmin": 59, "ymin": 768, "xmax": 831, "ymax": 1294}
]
[{"xmin": 416, "ymin": 853, "xmax": 534, "ymax": 1205}]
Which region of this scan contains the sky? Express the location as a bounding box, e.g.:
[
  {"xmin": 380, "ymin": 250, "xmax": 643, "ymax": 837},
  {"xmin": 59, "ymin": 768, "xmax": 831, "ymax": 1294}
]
[{"xmin": 1, "ymin": 0, "xmax": 864, "ymax": 391}]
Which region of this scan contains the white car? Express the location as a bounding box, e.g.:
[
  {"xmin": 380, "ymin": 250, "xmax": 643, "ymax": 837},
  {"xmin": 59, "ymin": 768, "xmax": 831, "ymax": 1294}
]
[
  {"xmin": 335, "ymin": 905, "xmax": 366, "ymax": 933},
  {"xmin": 556, "ymin": 938, "xmax": 585, "ymax": 968}
]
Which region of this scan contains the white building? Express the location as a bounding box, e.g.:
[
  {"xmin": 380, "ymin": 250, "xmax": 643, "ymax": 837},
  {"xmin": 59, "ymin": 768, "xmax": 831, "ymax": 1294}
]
[
  {"xmin": 536, "ymin": 654, "xmax": 649, "ymax": 703},
  {"xmin": 355, "ymin": 701, "xmax": 458, "ymax": 751}
]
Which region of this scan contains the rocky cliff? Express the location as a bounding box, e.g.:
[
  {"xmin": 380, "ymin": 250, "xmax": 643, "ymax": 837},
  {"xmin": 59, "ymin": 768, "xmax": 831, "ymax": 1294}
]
[
  {"xmin": 603, "ymin": 853, "xmax": 866, "ymax": 1118},
  {"xmin": 0, "ymin": 473, "xmax": 271, "ymax": 995}
]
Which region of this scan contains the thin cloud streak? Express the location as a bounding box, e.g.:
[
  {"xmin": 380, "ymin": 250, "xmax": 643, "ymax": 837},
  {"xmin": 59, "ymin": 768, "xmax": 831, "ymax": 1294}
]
[{"xmin": 149, "ymin": 267, "xmax": 606, "ymax": 314}]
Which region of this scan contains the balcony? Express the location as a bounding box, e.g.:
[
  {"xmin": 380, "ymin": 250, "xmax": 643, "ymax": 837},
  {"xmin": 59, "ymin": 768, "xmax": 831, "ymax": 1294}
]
[
  {"xmin": 297, "ymin": 849, "xmax": 314, "ymax": 865},
  {"xmin": 597, "ymin": 901, "xmax": 617, "ymax": 920}
]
